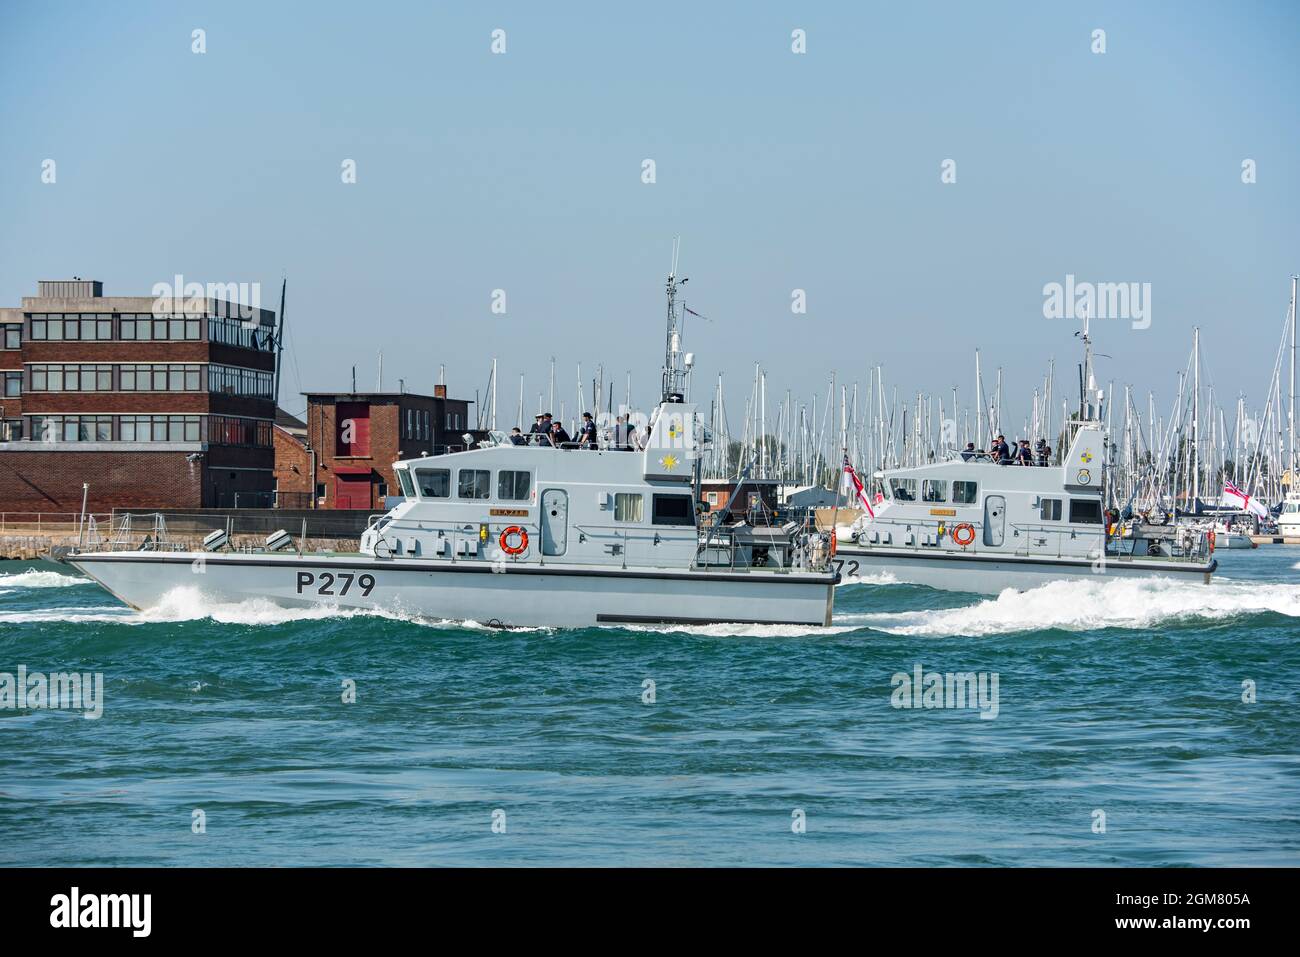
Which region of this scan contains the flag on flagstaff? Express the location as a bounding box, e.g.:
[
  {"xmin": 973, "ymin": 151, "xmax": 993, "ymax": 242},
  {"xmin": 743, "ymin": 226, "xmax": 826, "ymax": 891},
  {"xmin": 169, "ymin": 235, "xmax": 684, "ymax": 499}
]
[
  {"xmin": 842, "ymin": 455, "xmax": 875, "ymax": 518},
  {"xmin": 1223, "ymin": 480, "xmax": 1269, "ymax": 519}
]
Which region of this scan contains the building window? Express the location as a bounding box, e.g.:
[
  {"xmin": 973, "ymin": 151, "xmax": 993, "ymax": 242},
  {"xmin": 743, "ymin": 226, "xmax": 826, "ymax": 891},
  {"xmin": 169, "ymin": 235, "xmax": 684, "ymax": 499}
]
[
  {"xmin": 209, "ymin": 415, "xmax": 271, "ymax": 447},
  {"xmin": 0, "ymin": 419, "xmax": 22, "ymax": 441},
  {"xmin": 209, "ymin": 364, "xmax": 273, "ymax": 398},
  {"xmin": 414, "ymin": 467, "xmax": 449, "ymax": 498},
  {"xmin": 457, "ymin": 469, "xmax": 490, "ymax": 499},
  {"xmin": 29, "ymin": 415, "xmax": 113, "ymax": 442},
  {"xmin": 3, "ymin": 372, "xmax": 20, "ymax": 397},
  {"xmin": 2, "ymin": 324, "xmax": 19, "ymax": 349},
  {"xmin": 422, "ymin": 410, "xmax": 429, "ymax": 439},
  {"xmin": 921, "ymin": 479, "xmax": 948, "ymax": 503},
  {"xmin": 497, "ymin": 470, "xmax": 531, "ymax": 501},
  {"xmin": 1040, "ymin": 498, "xmax": 1062, "ymax": 521},
  {"xmin": 614, "ymin": 492, "xmax": 644, "ymax": 523},
  {"xmin": 952, "ymin": 481, "xmax": 977, "ymax": 505},
  {"xmin": 1069, "ymin": 499, "xmax": 1103, "ymax": 524},
  {"xmin": 210, "ymin": 315, "xmax": 271, "ymax": 350}
]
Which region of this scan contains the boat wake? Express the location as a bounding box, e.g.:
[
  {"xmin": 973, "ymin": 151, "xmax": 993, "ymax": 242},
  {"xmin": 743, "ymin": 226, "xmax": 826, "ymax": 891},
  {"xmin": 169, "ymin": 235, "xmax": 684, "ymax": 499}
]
[
  {"xmin": 0, "ymin": 569, "xmax": 90, "ymax": 594},
  {"xmin": 0, "ymin": 584, "xmax": 554, "ymax": 632},
  {"xmin": 850, "ymin": 575, "xmax": 1300, "ymax": 637},
  {"xmin": 613, "ymin": 621, "xmax": 860, "ymax": 639}
]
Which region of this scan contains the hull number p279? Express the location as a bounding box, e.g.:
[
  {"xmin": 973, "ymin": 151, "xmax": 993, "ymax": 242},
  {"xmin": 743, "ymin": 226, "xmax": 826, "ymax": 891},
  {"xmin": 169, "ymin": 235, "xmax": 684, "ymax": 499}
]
[{"xmin": 296, "ymin": 571, "xmax": 376, "ymax": 597}]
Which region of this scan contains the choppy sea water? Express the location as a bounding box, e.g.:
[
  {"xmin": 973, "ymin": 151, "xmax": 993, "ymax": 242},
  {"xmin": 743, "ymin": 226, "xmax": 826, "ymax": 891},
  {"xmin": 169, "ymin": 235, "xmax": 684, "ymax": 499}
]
[{"xmin": 1, "ymin": 550, "xmax": 1298, "ymax": 867}]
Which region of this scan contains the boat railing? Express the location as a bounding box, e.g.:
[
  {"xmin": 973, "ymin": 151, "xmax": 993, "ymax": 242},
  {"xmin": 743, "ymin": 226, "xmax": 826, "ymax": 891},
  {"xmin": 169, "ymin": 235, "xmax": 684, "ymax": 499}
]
[{"xmin": 850, "ymin": 514, "xmax": 1213, "ymax": 564}]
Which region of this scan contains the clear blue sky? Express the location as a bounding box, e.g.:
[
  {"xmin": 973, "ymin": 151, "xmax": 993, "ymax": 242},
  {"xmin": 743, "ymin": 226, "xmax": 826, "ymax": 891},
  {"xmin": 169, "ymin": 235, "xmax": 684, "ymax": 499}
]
[{"xmin": 2, "ymin": 1, "xmax": 1297, "ymax": 434}]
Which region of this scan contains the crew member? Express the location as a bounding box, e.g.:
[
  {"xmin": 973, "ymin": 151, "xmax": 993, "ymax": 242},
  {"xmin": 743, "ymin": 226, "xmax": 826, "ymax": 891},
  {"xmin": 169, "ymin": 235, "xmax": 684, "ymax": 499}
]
[{"xmin": 575, "ymin": 412, "xmax": 598, "ymax": 449}]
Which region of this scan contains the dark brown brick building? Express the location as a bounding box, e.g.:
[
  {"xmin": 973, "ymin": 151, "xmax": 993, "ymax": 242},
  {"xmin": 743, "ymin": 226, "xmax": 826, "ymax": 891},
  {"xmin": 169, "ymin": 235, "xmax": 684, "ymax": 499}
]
[
  {"xmin": 0, "ymin": 279, "xmax": 278, "ymax": 513},
  {"xmin": 300, "ymin": 387, "xmax": 477, "ymax": 510}
]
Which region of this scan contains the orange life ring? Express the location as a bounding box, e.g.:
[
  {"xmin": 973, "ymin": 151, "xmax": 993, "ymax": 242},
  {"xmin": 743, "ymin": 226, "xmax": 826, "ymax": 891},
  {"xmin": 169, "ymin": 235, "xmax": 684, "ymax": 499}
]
[
  {"xmin": 499, "ymin": 526, "xmax": 529, "ymax": 556},
  {"xmin": 830, "ymin": 532, "xmax": 837, "ymax": 557},
  {"xmin": 951, "ymin": 522, "xmax": 976, "ymax": 547}
]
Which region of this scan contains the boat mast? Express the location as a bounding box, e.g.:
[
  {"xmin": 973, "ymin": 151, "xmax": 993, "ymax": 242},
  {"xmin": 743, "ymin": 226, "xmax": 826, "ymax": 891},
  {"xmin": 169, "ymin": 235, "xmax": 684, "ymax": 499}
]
[
  {"xmin": 1290, "ymin": 275, "xmax": 1297, "ymax": 490},
  {"xmin": 661, "ymin": 238, "xmax": 688, "ymax": 402},
  {"xmin": 1192, "ymin": 327, "xmax": 1200, "ymax": 509}
]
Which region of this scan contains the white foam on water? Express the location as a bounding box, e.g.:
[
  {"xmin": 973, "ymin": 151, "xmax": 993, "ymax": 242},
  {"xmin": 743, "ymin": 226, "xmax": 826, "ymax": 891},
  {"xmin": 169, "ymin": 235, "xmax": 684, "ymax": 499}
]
[
  {"xmin": 837, "ymin": 570, "xmax": 899, "ymax": 587},
  {"xmin": 0, "ymin": 606, "xmax": 139, "ymax": 624},
  {"xmin": 857, "ymin": 575, "xmax": 1300, "ymax": 637},
  {"xmin": 0, "ymin": 583, "xmax": 553, "ymax": 633},
  {"xmin": 0, "ymin": 569, "xmax": 89, "ymax": 590},
  {"xmin": 612, "ymin": 621, "xmax": 860, "ymax": 639}
]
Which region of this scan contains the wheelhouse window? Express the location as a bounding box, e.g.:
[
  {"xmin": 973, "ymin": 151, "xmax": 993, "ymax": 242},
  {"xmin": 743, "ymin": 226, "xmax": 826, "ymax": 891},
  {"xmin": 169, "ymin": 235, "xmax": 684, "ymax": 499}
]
[
  {"xmin": 396, "ymin": 469, "xmax": 416, "ymax": 499},
  {"xmin": 457, "ymin": 469, "xmax": 490, "ymax": 499},
  {"xmin": 651, "ymin": 493, "xmax": 695, "ymax": 526},
  {"xmin": 497, "ymin": 470, "xmax": 531, "ymax": 501},
  {"xmin": 614, "ymin": 492, "xmax": 644, "ymax": 522},
  {"xmin": 1040, "ymin": 498, "xmax": 1062, "ymax": 521},
  {"xmin": 414, "ymin": 467, "xmax": 449, "ymax": 498},
  {"xmin": 889, "ymin": 478, "xmax": 917, "ymax": 502},
  {"xmin": 952, "ymin": 481, "xmax": 977, "ymax": 505},
  {"xmin": 921, "ymin": 479, "xmax": 948, "ymax": 503},
  {"xmin": 1069, "ymin": 499, "xmax": 1103, "ymax": 524}
]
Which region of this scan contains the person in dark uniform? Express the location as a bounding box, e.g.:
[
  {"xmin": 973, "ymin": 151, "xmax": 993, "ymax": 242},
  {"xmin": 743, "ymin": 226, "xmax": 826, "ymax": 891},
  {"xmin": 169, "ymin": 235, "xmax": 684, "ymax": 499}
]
[
  {"xmin": 527, "ymin": 414, "xmax": 549, "ymax": 444},
  {"xmin": 1035, "ymin": 438, "xmax": 1051, "ymax": 467},
  {"xmin": 549, "ymin": 420, "xmax": 572, "ymax": 447},
  {"xmin": 1016, "ymin": 439, "xmax": 1033, "ymax": 465},
  {"xmin": 509, "ymin": 427, "xmax": 527, "ymax": 446},
  {"xmin": 575, "ymin": 412, "xmax": 598, "ymax": 449},
  {"xmin": 991, "ymin": 435, "xmax": 1011, "ymax": 464},
  {"xmin": 612, "ymin": 414, "xmax": 635, "ymax": 450},
  {"xmin": 960, "ymin": 442, "xmax": 977, "ymax": 461}
]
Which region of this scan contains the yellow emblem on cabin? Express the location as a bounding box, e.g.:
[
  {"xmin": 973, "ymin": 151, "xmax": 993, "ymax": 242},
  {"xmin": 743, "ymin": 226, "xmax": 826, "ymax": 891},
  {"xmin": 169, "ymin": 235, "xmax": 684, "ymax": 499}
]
[
  {"xmin": 1080, "ymin": 451, "xmax": 1093, "ymax": 463},
  {"xmin": 668, "ymin": 418, "xmax": 683, "ymax": 440},
  {"xmin": 659, "ymin": 454, "xmax": 679, "ymax": 471}
]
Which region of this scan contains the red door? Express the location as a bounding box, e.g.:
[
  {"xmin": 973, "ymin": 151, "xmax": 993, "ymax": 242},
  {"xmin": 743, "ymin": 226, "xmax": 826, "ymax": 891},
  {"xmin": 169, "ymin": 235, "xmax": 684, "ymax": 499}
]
[
  {"xmin": 335, "ymin": 402, "xmax": 371, "ymax": 456},
  {"xmin": 335, "ymin": 473, "xmax": 371, "ymax": 509}
]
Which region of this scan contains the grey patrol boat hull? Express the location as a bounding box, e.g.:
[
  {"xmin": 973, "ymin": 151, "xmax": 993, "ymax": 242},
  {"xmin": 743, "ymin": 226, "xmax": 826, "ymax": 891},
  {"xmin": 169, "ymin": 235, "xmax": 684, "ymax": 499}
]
[
  {"xmin": 67, "ymin": 550, "xmax": 838, "ymax": 628},
  {"xmin": 834, "ymin": 545, "xmax": 1216, "ymax": 594}
]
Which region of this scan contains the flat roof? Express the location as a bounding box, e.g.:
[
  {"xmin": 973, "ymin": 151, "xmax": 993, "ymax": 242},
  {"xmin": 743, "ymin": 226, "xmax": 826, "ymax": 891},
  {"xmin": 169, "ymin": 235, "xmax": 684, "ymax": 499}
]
[{"xmin": 302, "ymin": 391, "xmax": 473, "ymax": 403}]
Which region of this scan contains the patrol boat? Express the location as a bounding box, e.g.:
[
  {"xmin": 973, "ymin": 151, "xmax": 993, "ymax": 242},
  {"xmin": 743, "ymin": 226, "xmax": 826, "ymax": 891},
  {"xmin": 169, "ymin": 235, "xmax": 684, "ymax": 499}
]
[
  {"xmin": 67, "ymin": 273, "xmax": 838, "ymax": 628},
  {"xmin": 834, "ymin": 330, "xmax": 1218, "ymax": 594}
]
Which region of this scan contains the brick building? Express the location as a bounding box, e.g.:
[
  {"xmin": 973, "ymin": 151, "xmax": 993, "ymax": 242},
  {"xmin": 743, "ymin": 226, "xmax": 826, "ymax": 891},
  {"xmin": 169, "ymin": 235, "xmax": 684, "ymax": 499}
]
[
  {"xmin": 300, "ymin": 387, "xmax": 477, "ymax": 509},
  {"xmin": 272, "ymin": 408, "xmax": 312, "ymax": 508},
  {"xmin": 0, "ymin": 279, "xmax": 278, "ymax": 512}
]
